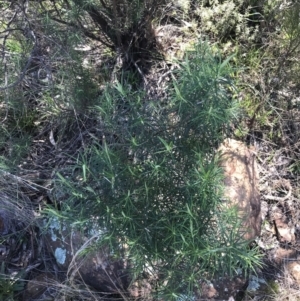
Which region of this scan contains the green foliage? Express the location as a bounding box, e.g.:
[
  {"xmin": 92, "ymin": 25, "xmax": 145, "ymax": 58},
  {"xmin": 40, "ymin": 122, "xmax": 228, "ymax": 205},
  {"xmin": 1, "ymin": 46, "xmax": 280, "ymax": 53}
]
[
  {"xmin": 50, "ymin": 63, "xmax": 100, "ymax": 112},
  {"xmin": 53, "ymin": 42, "xmax": 260, "ymax": 298},
  {"xmin": 265, "ymin": 280, "xmax": 280, "ymax": 295},
  {"xmin": 194, "ymin": 0, "xmax": 262, "ymax": 42},
  {"xmin": 281, "ymin": 2, "xmax": 300, "ymax": 44},
  {"xmin": 6, "ymin": 39, "xmax": 22, "ymax": 53},
  {"xmin": 231, "ymin": 0, "xmax": 300, "ymax": 141},
  {"xmin": 0, "ymin": 262, "xmax": 24, "ymax": 301},
  {"xmin": 279, "ymin": 1, "xmax": 300, "ymax": 87},
  {"xmin": 0, "ymin": 106, "xmax": 34, "ymax": 170}
]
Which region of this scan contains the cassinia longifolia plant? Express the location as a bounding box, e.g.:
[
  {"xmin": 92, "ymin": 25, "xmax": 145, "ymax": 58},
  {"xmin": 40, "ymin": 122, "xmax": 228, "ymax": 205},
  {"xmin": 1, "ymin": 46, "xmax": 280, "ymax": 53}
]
[{"xmin": 53, "ymin": 41, "xmax": 261, "ymax": 299}]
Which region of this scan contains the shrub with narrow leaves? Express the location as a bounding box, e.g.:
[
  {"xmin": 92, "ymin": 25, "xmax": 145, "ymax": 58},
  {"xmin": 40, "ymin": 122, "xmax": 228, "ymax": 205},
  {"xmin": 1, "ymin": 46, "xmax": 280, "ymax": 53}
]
[{"xmin": 53, "ymin": 41, "xmax": 261, "ymax": 299}]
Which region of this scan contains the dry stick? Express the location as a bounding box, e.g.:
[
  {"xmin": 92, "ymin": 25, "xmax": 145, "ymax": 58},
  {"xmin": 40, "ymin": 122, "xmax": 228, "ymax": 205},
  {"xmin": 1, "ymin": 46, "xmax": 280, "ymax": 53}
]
[
  {"xmin": 67, "ymin": 233, "xmax": 100, "ymax": 283},
  {"xmin": 102, "ymin": 267, "xmax": 129, "ymax": 301},
  {"xmin": 264, "ymin": 181, "xmax": 292, "ymax": 203},
  {"xmin": 131, "ymin": 58, "xmax": 148, "ymax": 86},
  {"xmin": 0, "ymin": 169, "xmax": 50, "ymax": 191}
]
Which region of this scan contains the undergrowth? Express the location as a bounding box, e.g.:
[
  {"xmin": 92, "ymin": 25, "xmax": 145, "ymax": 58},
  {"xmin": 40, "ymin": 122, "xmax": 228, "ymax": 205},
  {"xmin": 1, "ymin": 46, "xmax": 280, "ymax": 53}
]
[
  {"xmin": 50, "ymin": 42, "xmax": 261, "ymax": 299},
  {"xmin": 1, "ymin": 0, "xmax": 300, "ymax": 300}
]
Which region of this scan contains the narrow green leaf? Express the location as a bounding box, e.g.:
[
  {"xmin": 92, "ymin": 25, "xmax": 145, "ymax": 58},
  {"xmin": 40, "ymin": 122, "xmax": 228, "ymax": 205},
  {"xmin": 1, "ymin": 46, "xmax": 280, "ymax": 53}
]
[{"xmin": 82, "ymin": 163, "xmax": 87, "ymax": 182}]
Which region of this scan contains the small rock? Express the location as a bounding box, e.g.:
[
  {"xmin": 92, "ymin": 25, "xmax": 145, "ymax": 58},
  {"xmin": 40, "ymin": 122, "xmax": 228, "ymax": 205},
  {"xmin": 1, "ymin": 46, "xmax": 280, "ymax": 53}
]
[
  {"xmin": 246, "ymin": 275, "xmax": 280, "ymax": 296},
  {"xmin": 260, "ymin": 201, "xmax": 269, "ymax": 221},
  {"xmin": 24, "ymin": 273, "xmax": 55, "ymax": 300},
  {"xmin": 200, "ymin": 281, "xmax": 218, "ymax": 299},
  {"xmin": 199, "ymin": 276, "xmax": 247, "ymax": 300},
  {"xmin": 273, "ymin": 210, "xmax": 295, "ymax": 243},
  {"xmin": 247, "ymin": 275, "xmax": 266, "ymax": 292},
  {"xmin": 286, "ymin": 261, "xmax": 300, "ymax": 285},
  {"xmin": 43, "ymin": 217, "xmax": 129, "ymax": 295},
  {"xmin": 273, "ymin": 247, "xmax": 297, "ymax": 264}
]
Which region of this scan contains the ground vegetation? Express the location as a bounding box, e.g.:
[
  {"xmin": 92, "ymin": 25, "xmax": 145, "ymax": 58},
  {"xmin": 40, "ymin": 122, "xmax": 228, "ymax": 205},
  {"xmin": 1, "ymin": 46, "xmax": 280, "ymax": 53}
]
[{"xmin": 1, "ymin": 0, "xmax": 300, "ymax": 300}]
